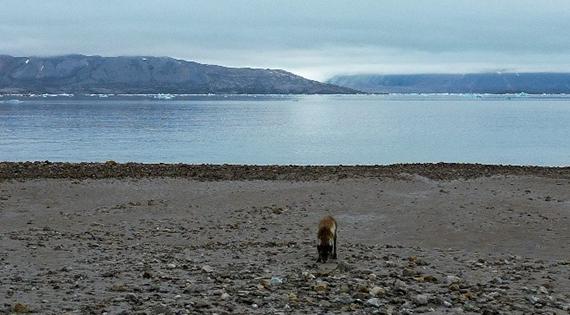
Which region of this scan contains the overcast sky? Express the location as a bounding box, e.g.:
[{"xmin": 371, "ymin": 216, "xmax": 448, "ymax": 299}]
[{"xmin": 1, "ymin": 0, "xmax": 570, "ymax": 80}]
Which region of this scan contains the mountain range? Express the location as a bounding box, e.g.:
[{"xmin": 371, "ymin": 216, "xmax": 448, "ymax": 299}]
[
  {"xmin": 0, "ymin": 55, "xmax": 356, "ymax": 94},
  {"xmin": 328, "ymin": 73, "xmax": 570, "ymax": 94},
  {"xmin": 5, "ymin": 55, "xmax": 569, "ymax": 95}
]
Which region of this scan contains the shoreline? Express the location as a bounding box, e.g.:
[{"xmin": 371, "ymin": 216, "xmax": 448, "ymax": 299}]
[
  {"xmin": 3, "ymin": 92, "xmax": 570, "ymax": 97},
  {"xmin": 1, "ymin": 165, "xmax": 569, "ymax": 313},
  {"xmin": 1, "ymin": 161, "xmax": 570, "ymax": 181}
]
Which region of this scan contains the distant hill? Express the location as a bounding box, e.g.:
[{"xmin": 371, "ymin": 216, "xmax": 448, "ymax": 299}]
[
  {"xmin": 0, "ymin": 55, "xmax": 357, "ymax": 94},
  {"xmin": 328, "ymin": 73, "xmax": 570, "ymax": 94}
]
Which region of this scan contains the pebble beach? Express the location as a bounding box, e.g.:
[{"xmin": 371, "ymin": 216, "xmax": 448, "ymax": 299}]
[{"xmin": 1, "ymin": 162, "xmax": 569, "ymax": 314}]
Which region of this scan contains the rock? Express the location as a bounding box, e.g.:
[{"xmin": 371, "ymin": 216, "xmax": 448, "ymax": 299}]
[
  {"xmin": 366, "ymin": 297, "xmax": 381, "ymax": 307},
  {"xmin": 491, "ymin": 277, "xmax": 505, "ymax": 284},
  {"xmin": 339, "ymin": 284, "xmax": 350, "ymax": 293},
  {"xmin": 260, "ymin": 279, "xmax": 271, "ymax": 289},
  {"xmin": 401, "ymin": 300, "xmax": 414, "ymax": 309},
  {"xmin": 110, "ymin": 283, "xmax": 128, "ymax": 292},
  {"xmin": 521, "ymin": 286, "xmax": 530, "ymax": 292},
  {"xmin": 538, "ymin": 286, "xmax": 549, "ymax": 294},
  {"xmin": 192, "ymin": 298, "xmax": 214, "ymax": 309},
  {"xmin": 13, "ymin": 303, "xmax": 29, "ymax": 313},
  {"xmin": 415, "ymin": 307, "xmax": 434, "ymax": 314},
  {"xmin": 511, "ymin": 303, "xmax": 528, "ymax": 311},
  {"xmin": 460, "ymin": 292, "xmax": 474, "ymax": 301},
  {"xmin": 288, "ymin": 292, "xmax": 298, "ymax": 302},
  {"xmin": 201, "ymin": 265, "xmax": 214, "ymax": 273},
  {"xmin": 385, "ymin": 260, "xmax": 398, "ymax": 267},
  {"xmin": 125, "ymin": 293, "xmax": 140, "ymax": 304},
  {"xmin": 302, "ymin": 271, "xmax": 316, "ymax": 280},
  {"xmin": 484, "ymin": 291, "xmax": 500, "ymax": 300},
  {"xmin": 463, "ymin": 303, "xmax": 478, "ymax": 312},
  {"xmin": 353, "ymin": 292, "xmax": 370, "ymax": 300},
  {"xmin": 270, "ymin": 276, "xmax": 284, "ymax": 286},
  {"xmin": 317, "ymin": 262, "xmax": 338, "ymax": 275},
  {"xmin": 335, "ymin": 293, "xmax": 353, "ymax": 305},
  {"xmin": 167, "ymin": 263, "xmax": 176, "ymax": 269},
  {"xmin": 418, "ymin": 275, "xmax": 438, "ymax": 283},
  {"xmin": 221, "ymin": 293, "xmax": 230, "ymax": 300},
  {"xmin": 61, "ymin": 266, "xmax": 73, "ymax": 272},
  {"xmin": 11, "ymin": 276, "xmax": 23, "ymax": 283},
  {"xmin": 370, "ymin": 286, "xmax": 386, "ymax": 297},
  {"xmin": 101, "ymin": 270, "xmax": 116, "ymax": 278},
  {"xmin": 527, "ymin": 295, "xmax": 540, "ymax": 304},
  {"xmin": 150, "ymin": 304, "xmax": 174, "ymax": 315},
  {"xmin": 445, "ymin": 275, "xmax": 461, "ymax": 285},
  {"xmin": 414, "ymin": 294, "xmax": 429, "ymax": 305},
  {"xmin": 314, "ymin": 281, "xmax": 328, "ymax": 292},
  {"xmin": 402, "ymin": 268, "xmax": 417, "ymax": 277},
  {"xmin": 380, "ymin": 305, "xmax": 396, "ymax": 315},
  {"xmin": 394, "ymin": 279, "xmax": 407, "ymax": 292},
  {"xmin": 442, "ymin": 300, "xmax": 453, "ymax": 308},
  {"xmin": 272, "ymin": 207, "xmax": 284, "ymax": 214},
  {"xmin": 336, "ymin": 261, "xmax": 353, "ymax": 272},
  {"xmin": 357, "ymin": 283, "xmax": 370, "ymax": 293}
]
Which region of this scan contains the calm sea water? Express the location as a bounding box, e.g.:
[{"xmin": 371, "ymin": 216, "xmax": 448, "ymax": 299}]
[{"xmin": 1, "ymin": 95, "xmax": 569, "ymax": 166}]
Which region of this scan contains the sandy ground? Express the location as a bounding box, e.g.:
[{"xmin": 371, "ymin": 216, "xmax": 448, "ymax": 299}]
[{"xmin": 1, "ymin": 173, "xmax": 569, "ymax": 314}]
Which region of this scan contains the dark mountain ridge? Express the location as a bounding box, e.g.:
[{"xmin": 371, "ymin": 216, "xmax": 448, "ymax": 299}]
[
  {"xmin": 328, "ymin": 73, "xmax": 570, "ymax": 94},
  {"xmin": 0, "ymin": 55, "xmax": 357, "ymax": 94}
]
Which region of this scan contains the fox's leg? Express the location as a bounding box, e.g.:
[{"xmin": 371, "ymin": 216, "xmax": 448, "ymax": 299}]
[{"xmin": 333, "ymin": 232, "xmax": 338, "ymax": 259}]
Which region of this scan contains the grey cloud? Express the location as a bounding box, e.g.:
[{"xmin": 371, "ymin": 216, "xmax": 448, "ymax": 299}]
[{"xmin": 1, "ymin": 0, "xmax": 570, "ymax": 79}]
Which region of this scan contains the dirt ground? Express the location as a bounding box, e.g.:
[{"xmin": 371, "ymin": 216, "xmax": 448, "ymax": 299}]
[{"xmin": 1, "ymin": 170, "xmax": 569, "ymax": 314}]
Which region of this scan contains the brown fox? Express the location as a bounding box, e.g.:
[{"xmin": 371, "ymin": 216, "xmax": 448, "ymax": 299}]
[{"xmin": 317, "ymin": 215, "xmax": 337, "ymax": 263}]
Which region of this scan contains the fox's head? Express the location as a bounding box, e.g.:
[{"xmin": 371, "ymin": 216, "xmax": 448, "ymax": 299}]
[{"xmin": 317, "ymin": 242, "xmax": 333, "ymax": 263}]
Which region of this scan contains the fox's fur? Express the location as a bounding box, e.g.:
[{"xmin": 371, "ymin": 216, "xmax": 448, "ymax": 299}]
[{"xmin": 317, "ymin": 215, "xmax": 337, "ymax": 263}]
